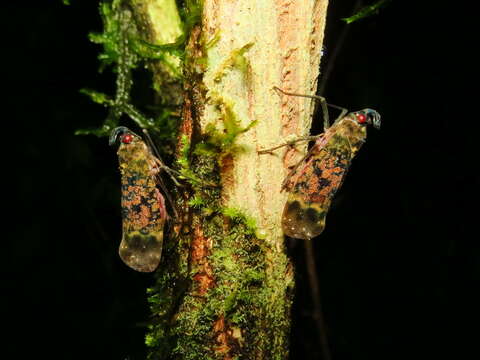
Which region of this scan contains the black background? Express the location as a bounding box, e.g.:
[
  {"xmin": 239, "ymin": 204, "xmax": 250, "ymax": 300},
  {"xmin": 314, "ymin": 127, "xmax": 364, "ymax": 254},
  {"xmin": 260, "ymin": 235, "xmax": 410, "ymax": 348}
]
[{"xmin": 5, "ymin": 1, "xmax": 476, "ymax": 359}]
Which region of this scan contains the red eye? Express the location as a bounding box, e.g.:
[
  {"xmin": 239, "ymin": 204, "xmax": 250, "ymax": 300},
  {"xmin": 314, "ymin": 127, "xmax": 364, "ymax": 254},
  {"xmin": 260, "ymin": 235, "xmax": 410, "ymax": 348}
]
[
  {"xmin": 356, "ymin": 113, "xmax": 367, "ymax": 124},
  {"xmin": 122, "ymin": 134, "xmax": 134, "ymax": 144}
]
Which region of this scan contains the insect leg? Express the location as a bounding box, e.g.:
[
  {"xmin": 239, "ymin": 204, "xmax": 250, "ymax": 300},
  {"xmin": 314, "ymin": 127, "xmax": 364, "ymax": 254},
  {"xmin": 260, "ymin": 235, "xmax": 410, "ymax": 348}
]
[
  {"xmin": 151, "ymin": 157, "xmax": 182, "ymax": 187},
  {"xmin": 142, "ymin": 129, "xmax": 164, "ymax": 160},
  {"xmin": 155, "ymin": 172, "xmax": 179, "ymax": 218},
  {"xmin": 333, "ymin": 107, "xmax": 349, "ymax": 124},
  {"xmin": 143, "ymin": 130, "xmax": 216, "ymax": 189},
  {"xmin": 153, "ymin": 157, "xmax": 218, "ymax": 189},
  {"xmin": 258, "ymin": 135, "xmax": 322, "ymax": 154},
  {"xmin": 141, "ymin": 129, "xmax": 183, "ymax": 187},
  {"xmin": 273, "ymin": 86, "xmax": 348, "ymax": 130}
]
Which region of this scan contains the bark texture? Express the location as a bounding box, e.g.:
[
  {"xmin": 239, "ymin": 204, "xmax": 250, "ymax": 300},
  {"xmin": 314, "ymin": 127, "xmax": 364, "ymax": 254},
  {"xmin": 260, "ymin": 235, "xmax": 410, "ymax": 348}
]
[
  {"xmin": 131, "ymin": 1, "xmax": 329, "ymax": 359},
  {"xmin": 202, "ymin": 0, "xmax": 328, "ymax": 240}
]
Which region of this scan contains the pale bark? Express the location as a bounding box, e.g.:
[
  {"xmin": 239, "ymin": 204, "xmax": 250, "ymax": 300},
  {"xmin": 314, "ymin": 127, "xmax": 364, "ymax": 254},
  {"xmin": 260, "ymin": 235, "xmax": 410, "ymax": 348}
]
[{"xmin": 202, "ymin": 0, "xmax": 329, "ymax": 247}]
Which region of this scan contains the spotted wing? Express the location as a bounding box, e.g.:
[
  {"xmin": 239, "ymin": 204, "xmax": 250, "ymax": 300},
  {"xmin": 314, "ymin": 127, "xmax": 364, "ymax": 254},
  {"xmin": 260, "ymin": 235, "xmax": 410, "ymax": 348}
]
[
  {"xmin": 119, "ymin": 175, "xmax": 167, "ymax": 272},
  {"xmin": 282, "ymin": 136, "xmax": 352, "ymax": 239}
]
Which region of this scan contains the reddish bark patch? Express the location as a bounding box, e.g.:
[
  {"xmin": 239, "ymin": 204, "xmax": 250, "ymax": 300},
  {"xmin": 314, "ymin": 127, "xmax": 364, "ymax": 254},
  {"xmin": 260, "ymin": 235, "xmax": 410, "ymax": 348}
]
[
  {"xmin": 275, "ymin": 0, "xmax": 302, "ymax": 137},
  {"xmin": 192, "ymin": 270, "xmax": 214, "ymax": 296},
  {"xmin": 191, "ymin": 225, "xmax": 215, "ymax": 296},
  {"xmin": 191, "ymin": 225, "xmax": 209, "ymax": 262},
  {"xmin": 212, "ymin": 314, "xmax": 244, "ymax": 359},
  {"xmin": 178, "ymin": 25, "xmax": 205, "ymax": 154},
  {"xmin": 213, "ymin": 315, "xmax": 233, "ymax": 359},
  {"xmin": 179, "ymin": 98, "xmax": 193, "ymax": 142}
]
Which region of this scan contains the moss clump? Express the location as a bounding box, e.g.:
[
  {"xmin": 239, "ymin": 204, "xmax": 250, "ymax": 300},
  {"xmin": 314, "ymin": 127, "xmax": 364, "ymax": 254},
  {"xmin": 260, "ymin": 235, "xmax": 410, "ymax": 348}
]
[
  {"xmin": 77, "ymin": 0, "xmax": 201, "ymax": 140},
  {"xmin": 147, "ymin": 142, "xmax": 292, "ymax": 357},
  {"xmin": 194, "ymin": 95, "xmax": 257, "ymax": 161},
  {"xmin": 177, "ymin": 135, "xmax": 210, "ymax": 188},
  {"xmin": 213, "ymin": 42, "xmax": 253, "ymax": 82},
  {"xmin": 162, "ymin": 205, "xmax": 291, "ymax": 359},
  {"xmin": 342, "ymin": 0, "xmax": 392, "ymax": 24},
  {"xmin": 147, "ymin": 120, "xmax": 290, "ymax": 358},
  {"xmin": 166, "ymin": 209, "xmax": 268, "ymax": 359}
]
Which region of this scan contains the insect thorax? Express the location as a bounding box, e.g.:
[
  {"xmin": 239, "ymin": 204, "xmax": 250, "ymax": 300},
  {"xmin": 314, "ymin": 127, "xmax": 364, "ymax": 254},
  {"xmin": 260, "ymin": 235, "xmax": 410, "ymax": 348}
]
[
  {"xmin": 118, "ymin": 140, "xmax": 156, "ymax": 176},
  {"xmin": 333, "ymin": 116, "xmax": 368, "ymax": 156}
]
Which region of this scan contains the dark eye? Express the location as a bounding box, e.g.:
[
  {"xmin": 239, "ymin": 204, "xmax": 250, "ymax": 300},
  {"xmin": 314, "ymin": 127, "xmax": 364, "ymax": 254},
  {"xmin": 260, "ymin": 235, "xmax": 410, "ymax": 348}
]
[{"xmin": 121, "ymin": 133, "xmax": 134, "ymax": 144}]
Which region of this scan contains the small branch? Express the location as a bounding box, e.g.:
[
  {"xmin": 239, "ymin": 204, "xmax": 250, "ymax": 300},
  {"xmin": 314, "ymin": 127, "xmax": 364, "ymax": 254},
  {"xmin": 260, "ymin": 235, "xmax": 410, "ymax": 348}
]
[
  {"xmin": 318, "ymin": 0, "xmax": 363, "ymax": 96},
  {"xmin": 304, "ymin": 240, "xmax": 331, "ymax": 360}
]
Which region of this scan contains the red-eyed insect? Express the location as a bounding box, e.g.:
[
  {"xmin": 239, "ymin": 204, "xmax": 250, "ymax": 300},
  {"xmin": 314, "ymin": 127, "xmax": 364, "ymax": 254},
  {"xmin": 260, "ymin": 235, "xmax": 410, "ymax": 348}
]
[
  {"xmin": 260, "ymin": 87, "xmax": 381, "ymax": 240},
  {"xmin": 109, "ymin": 126, "xmax": 176, "ymax": 272}
]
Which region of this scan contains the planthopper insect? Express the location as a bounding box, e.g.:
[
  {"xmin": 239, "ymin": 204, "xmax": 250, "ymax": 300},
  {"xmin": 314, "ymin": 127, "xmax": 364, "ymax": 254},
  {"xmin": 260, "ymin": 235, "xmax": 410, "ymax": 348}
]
[
  {"xmin": 109, "ymin": 126, "xmax": 176, "ymax": 272},
  {"xmin": 260, "ymin": 87, "xmax": 381, "ymax": 240}
]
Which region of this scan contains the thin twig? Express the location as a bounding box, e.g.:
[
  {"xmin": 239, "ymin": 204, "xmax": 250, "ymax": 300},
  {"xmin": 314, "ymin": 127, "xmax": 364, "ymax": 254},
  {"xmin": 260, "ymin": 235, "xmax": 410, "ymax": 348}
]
[
  {"xmin": 318, "ymin": 0, "xmax": 363, "ymax": 96},
  {"xmin": 304, "ymin": 240, "xmax": 331, "ymax": 360}
]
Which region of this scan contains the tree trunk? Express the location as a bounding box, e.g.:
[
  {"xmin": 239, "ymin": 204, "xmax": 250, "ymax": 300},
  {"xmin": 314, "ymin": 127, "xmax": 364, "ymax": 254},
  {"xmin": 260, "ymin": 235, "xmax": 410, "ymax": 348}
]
[{"xmin": 130, "ymin": 0, "xmax": 329, "ymax": 358}]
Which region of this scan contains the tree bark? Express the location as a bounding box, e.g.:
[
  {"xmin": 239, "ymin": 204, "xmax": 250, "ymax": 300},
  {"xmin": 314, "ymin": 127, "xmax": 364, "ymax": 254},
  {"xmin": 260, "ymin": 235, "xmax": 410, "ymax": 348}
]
[{"xmin": 130, "ymin": 0, "xmax": 329, "ymax": 358}]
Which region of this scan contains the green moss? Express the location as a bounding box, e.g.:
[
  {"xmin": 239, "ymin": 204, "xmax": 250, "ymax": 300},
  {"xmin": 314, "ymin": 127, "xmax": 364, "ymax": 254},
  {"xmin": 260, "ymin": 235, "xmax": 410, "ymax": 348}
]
[
  {"xmin": 194, "ymin": 94, "xmax": 257, "ymax": 160},
  {"xmin": 177, "ymin": 135, "xmax": 191, "ymax": 167},
  {"xmin": 164, "ymin": 209, "xmax": 268, "ymax": 358},
  {"xmin": 204, "ymin": 30, "xmax": 220, "ymax": 49},
  {"xmin": 147, "ymin": 190, "xmax": 292, "ymax": 359},
  {"xmin": 187, "ymin": 195, "xmax": 206, "ymax": 208},
  {"xmin": 178, "ymin": 0, "xmax": 203, "ymax": 44},
  {"xmin": 342, "ymin": 0, "xmax": 392, "ymax": 24},
  {"xmin": 175, "ymin": 135, "xmax": 225, "ymax": 202},
  {"xmin": 213, "ymin": 43, "xmax": 253, "ymax": 82},
  {"xmin": 145, "ymin": 228, "xmax": 194, "ymax": 358},
  {"xmin": 176, "ymin": 135, "xmax": 207, "ymax": 187},
  {"xmin": 205, "ymin": 213, "xmax": 290, "ymax": 358},
  {"xmin": 146, "ymin": 132, "xmax": 291, "ymax": 357},
  {"xmin": 220, "ymin": 206, "xmax": 258, "ymax": 235},
  {"xmin": 79, "ymin": 88, "xmax": 113, "ymax": 106},
  {"xmin": 77, "ymin": 0, "xmax": 197, "ymax": 139},
  {"xmin": 88, "ymin": 0, "xmax": 127, "ymax": 72}
]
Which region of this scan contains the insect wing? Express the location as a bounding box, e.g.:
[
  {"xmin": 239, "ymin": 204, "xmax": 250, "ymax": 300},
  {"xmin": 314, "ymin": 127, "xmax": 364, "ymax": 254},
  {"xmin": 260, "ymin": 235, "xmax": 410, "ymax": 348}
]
[
  {"xmin": 282, "ymin": 135, "xmax": 352, "ymax": 240},
  {"xmin": 115, "ymin": 131, "xmax": 167, "ymax": 272},
  {"xmin": 119, "ymin": 185, "xmax": 166, "ymax": 272}
]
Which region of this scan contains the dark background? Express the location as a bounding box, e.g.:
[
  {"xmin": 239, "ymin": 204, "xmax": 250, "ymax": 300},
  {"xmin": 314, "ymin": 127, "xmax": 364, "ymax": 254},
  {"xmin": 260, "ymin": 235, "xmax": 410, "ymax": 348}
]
[{"xmin": 5, "ymin": 1, "xmax": 476, "ymax": 359}]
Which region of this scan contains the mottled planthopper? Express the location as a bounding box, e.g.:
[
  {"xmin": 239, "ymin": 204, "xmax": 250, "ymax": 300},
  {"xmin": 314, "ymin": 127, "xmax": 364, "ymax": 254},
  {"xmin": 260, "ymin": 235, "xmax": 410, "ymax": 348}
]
[
  {"xmin": 109, "ymin": 126, "xmax": 172, "ymax": 272},
  {"xmin": 260, "ymin": 87, "xmax": 381, "ymax": 240}
]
